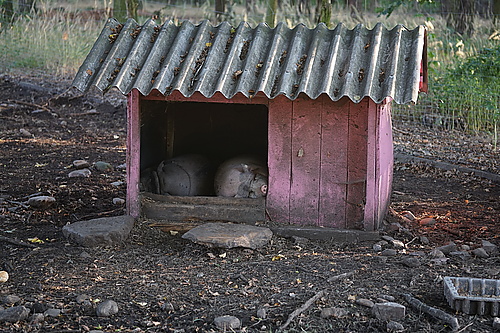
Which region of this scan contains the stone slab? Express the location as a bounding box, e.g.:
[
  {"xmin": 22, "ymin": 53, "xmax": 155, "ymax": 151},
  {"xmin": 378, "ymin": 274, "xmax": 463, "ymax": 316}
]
[
  {"xmin": 182, "ymin": 222, "xmax": 273, "ymax": 249},
  {"xmin": 62, "ymin": 215, "xmax": 135, "ymax": 247}
]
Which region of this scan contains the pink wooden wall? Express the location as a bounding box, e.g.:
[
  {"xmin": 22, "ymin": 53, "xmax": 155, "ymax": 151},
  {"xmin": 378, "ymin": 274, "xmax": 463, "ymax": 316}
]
[{"xmin": 126, "ymin": 90, "xmax": 393, "ymax": 231}]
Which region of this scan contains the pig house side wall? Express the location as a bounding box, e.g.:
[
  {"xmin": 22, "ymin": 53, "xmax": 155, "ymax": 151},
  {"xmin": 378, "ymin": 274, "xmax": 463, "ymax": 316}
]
[{"xmin": 267, "ymin": 95, "xmax": 384, "ymax": 230}]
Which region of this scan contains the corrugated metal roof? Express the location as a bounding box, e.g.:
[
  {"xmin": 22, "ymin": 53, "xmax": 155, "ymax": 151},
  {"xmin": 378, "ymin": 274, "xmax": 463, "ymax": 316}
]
[{"xmin": 72, "ymin": 18, "xmax": 427, "ymax": 104}]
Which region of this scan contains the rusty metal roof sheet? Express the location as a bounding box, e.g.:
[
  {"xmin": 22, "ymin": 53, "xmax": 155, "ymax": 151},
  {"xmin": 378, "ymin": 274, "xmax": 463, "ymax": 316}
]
[{"xmin": 72, "ymin": 18, "xmax": 427, "ymax": 104}]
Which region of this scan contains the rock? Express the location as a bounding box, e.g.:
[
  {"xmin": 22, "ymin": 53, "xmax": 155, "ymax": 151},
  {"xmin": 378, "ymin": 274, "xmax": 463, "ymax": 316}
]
[
  {"xmin": 482, "ymin": 240, "xmax": 498, "ymax": 255},
  {"xmin": 380, "ymin": 249, "xmax": 397, "ymax": 257},
  {"xmin": 493, "ymin": 317, "xmax": 500, "ymax": 330},
  {"xmin": 1, "ymin": 295, "xmax": 21, "ymax": 305},
  {"xmin": 80, "ymin": 251, "xmax": 91, "ymax": 258},
  {"xmin": 62, "ymin": 215, "xmax": 135, "ymax": 247},
  {"xmin": 68, "ymin": 168, "xmax": 91, "ymax": 178},
  {"xmin": 44, "ymin": 308, "xmax": 61, "ymax": 317},
  {"xmin": 392, "ymin": 239, "xmax": 405, "ymax": 250},
  {"xmin": 429, "ymin": 249, "xmax": 445, "ymax": 258},
  {"xmin": 96, "ymin": 300, "xmax": 118, "ymax": 317},
  {"xmin": 472, "ymin": 247, "xmax": 489, "ymax": 258},
  {"xmin": 213, "ymin": 315, "xmax": 241, "ymax": 330},
  {"xmin": 76, "ymin": 294, "xmax": 90, "ymax": 304},
  {"xmin": 182, "ymin": 223, "xmax": 273, "ymax": 250},
  {"xmin": 27, "ymin": 196, "xmax": 56, "ymax": 209},
  {"xmin": 32, "ymin": 302, "xmax": 48, "ymax": 313},
  {"xmin": 386, "ymin": 223, "xmax": 401, "ymax": 233},
  {"xmin": 460, "ymin": 244, "xmax": 471, "ymax": 251},
  {"xmin": 436, "ymin": 242, "xmax": 457, "ymax": 255},
  {"xmin": 372, "ymin": 302, "xmax": 406, "ymax": 321},
  {"xmin": 112, "ymin": 198, "xmax": 125, "ymax": 205},
  {"xmin": 373, "ymin": 243, "xmax": 383, "ymax": 252},
  {"xmin": 30, "ymin": 313, "xmax": 44, "ymax": 324},
  {"xmin": 0, "ymin": 271, "xmax": 8, "ymax": 283},
  {"xmin": 429, "ymin": 258, "xmax": 449, "ymax": 265},
  {"xmin": 116, "ymin": 163, "xmax": 127, "ymax": 170},
  {"xmin": 161, "ymin": 302, "xmax": 175, "ymax": 312},
  {"xmin": 387, "ymin": 320, "xmax": 405, "ymax": 332},
  {"xmin": 449, "ymin": 251, "xmax": 472, "ymax": 260},
  {"xmin": 111, "ymin": 181, "xmax": 124, "ymax": 187},
  {"xmin": 73, "ymin": 160, "xmax": 90, "ymax": 169},
  {"xmin": 378, "ymin": 295, "xmax": 396, "ymax": 302},
  {"xmin": 320, "ymin": 307, "xmax": 349, "ymax": 319},
  {"xmin": 0, "ymin": 306, "xmax": 30, "ymax": 323},
  {"xmin": 381, "ymin": 235, "xmax": 394, "ymax": 242},
  {"xmin": 20, "ymin": 128, "xmax": 33, "ymax": 137},
  {"xmin": 256, "ymin": 308, "xmax": 266, "ymax": 319},
  {"xmin": 419, "ymin": 217, "xmax": 436, "ymax": 226},
  {"xmin": 402, "ymin": 257, "xmax": 421, "ymax": 268},
  {"xmin": 356, "ymin": 299, "xmax": 374, "ymax": 308},
  {"xmin": 94, "ymin": 161, "xmax": 113, "ymax": 172},
  {"xmin": 419, "ymin": 236, "xmax": 430, "ymax": 245}
]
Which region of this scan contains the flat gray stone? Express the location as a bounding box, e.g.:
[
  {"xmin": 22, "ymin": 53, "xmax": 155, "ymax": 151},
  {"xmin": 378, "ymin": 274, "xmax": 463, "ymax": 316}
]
[
  {"xmin": 482, "ymin": 240, "xmax": 498, "ymax": 255},
  {"xmin": 387, "ymin": 320, "xmax": 405, "ymax": 332},
  {"xmin": 0, "ymin": 306, "xmax": 30, "ymax": 323},
  {"xmin": 380, "ymin": 249, "xmax": 397, "ymax": 256},
  {"xmin": 62, "ymin": 215, "xmax": 135, "ymax": 247},
  {"xmin": 320, "ymin": 307, "xmax": 349, "ymax": 319},
  {"xmin": 68, "ymin": 168, "xmax": 91, "ymax": 178},
  {"xmin": 27, "ymin": 196, "xmax": 56, "ymax": 209},
  {"xmin": 182, "ymin": 222, "xmax": 272, "ymax": 249},
  {"xmin": 214, "ymin": 315, "xmax": 241, "ymax": 330},
  {"xmin": 356, "ymin": 298, "xmax": 374, "ymax": 308},
  {"xmin": 372, "ymin": 302, "xmax": 406, "ymax": 321},
  {"xmin": 472, "ymin": 247, "xmax": 489, "ymax": 258},
  {"xmin": 436, "ymin": 242, "xmax": 457, "ymax": 255},
  {"xmin": 73, "ymin": 160, "xmax": 90, "ymax": 169},
  {"xmin": 96, "ymin": 300, "xmax": 118, "ymax": 317},
  {"xmin": 94, "ymin": 161, "xmax": 113, "ymax": 172}
]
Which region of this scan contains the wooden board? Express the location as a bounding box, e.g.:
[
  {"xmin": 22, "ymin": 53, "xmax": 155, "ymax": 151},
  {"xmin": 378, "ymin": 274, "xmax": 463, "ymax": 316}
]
[
  {"xmin": 141, "ymin": 193, "xmax": 265, "ymax": 223},
  {"xmin": 266, "ymin": 95, "xmax": 292, "ymax": 223},
  {"xmin": 319, "ymin": 95, "xmax": 349, "ymax": 228},
  {"xmin": 126, "ymin": 89, "xmax": 141, "ymax": 218},
  {"xmin": 290, "ymin": 96, "xmax": 321, "ymax": 226},
  {"xmin": 345, "ymin": 98, "xmax": 368, "ymax": 229}
]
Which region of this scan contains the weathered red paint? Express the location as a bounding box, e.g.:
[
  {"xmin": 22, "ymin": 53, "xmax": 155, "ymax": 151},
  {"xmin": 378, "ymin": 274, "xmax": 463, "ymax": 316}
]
[
  {"xmin": 267, "ymin": 95, "xmax": 292, "ymax": 223},
  {"xmin": 126, "ymin": 88, "xmax": 141, "ymax": 218},
  {"xmin": 290, "ymin": 96, "xmax": 322, "ymax": 226},
  {"xmin": 319, "ymin": 95, "xmax": 349, "ymax": 228},
  {"xmin": 127, "ymin": 90, "xmax": 394, "ymax": 230}
]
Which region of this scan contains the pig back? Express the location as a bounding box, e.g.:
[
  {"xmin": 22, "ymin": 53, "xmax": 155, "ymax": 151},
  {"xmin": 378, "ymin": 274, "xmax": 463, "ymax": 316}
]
[
  {"xmin": 214, "ymin": 155, "xmax": 268, "ymax": 198},
  {"xmin": 157, "ymin": 154, "xmax": 214, "ymax": 196}
]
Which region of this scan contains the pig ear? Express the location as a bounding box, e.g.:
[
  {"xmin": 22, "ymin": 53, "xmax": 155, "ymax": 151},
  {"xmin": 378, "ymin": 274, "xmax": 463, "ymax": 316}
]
[{"xmin": 236, "ymin": 164, "xmax": 250, "ymax": 173}]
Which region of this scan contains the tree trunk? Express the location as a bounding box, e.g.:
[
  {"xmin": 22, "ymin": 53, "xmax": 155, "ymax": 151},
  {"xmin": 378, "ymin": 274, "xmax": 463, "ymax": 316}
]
[
  {"xmin": 317, "ymin": 0, "xmax": 332, "ymax": 27},
  {"xmin": 494, "ymin": 0, "xmax": 500, "ymax": 25},
  {"xmin": 215, "ymin": 0, "xmax": 225, "ymax": 23},
  {"xmin": 114, "ymin": 0, "xmax": 127, "ymax": 22},
  {"xmin": 442, "ymin": 0, "xmax": 475, "ymax": 36},
  {"xmin": 266, "ymin": 0, "xmax": 278, "ymax": 27}
]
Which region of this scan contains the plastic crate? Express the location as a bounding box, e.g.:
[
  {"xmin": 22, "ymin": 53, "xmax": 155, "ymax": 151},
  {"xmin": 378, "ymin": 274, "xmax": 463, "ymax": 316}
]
[{"xmin": 444, "ymin": 276, "xmax": 500, "ymax": 315}]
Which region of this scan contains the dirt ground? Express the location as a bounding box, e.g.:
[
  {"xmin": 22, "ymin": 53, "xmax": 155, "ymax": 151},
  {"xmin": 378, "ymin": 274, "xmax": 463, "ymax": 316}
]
[{"xmin": 0, "ymin": 71, "xmax": 499, "ymax": 333}]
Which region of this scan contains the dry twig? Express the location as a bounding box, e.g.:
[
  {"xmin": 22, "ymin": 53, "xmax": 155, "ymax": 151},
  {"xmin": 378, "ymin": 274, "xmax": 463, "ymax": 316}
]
[
  {"xmin": 279, "ymin": 290, "xmax": 325, "ymax": 331},
  {"xmin": 327, "ymin": 270, "xmax": 355, "ymax": 283},
  {"xmin": 402, "ymin": 293, "xmax": 460, "ymax": 331}
]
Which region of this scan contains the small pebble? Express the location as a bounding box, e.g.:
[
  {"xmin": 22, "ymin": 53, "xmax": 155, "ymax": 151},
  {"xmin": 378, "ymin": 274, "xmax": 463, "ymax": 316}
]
[
  {"xmin": 27, "ymin": 196, "xmax": 56, "ymax": 209},
  {"xmin": 402, "ymin": 256, "xmax": 421, "ymax": 268},
  {"xmin": 1, "ymin": 295, "xmax": 20, "ymax": 305},
  {"xmin": 436, "ymin": 242, "xmax": 457, "ymax": 255},
  {"xmin": 380, "ymin": 249, "xmax": 397, "ymax": 256},
  {"xmin": 378, "ymin": 295, "xmax": 395, "ymax": 302},
  {"xmin": 482, "ymin": 240, "xmax": 498, "ymax": 255},
  {"xmin": 0, "ymin": 306, "xmax": 30, "ymax": 323},
  {"xmin": 381, "ymin": 235, "xmax": 394, "ymax": 242},
  {"xmin": 419, "ymin": 217, "xmax": 436, "ymax": 226},
  {"xmin": 387, "ymin": 320, "xmax": 405, "ymax": 332},
  {"xmin": 94, "ymin": 161, "xmax": 113, "ymax": 172},
  {"xmin": 76, "ymin": 294, "xmax": 90, "ymax": 304},
  {"xmin": 320, "ymin": 307, "xmax": 348, "ymax": 319},
  {"xmin": 96, "ymin": 300, "xmax": 118, "ymax": 317},
  {"xmin": 110, "ymin": 181, "xmax": 124, "ymax": 187},
  {"xmin": 214, "ymin": 315, "xmax": 241, "ymax": 330},
  {"xmin": 355, "ymin": 298, "xmax": 374, "ymax": 308},
  {"xmin": 0, "ymin": 271, "xmax": 8, "ymax": 283},
  {"xmin": 112, "ymin": 198, "xmax": 125, "ymax": 205},
  {"xmin": 256, "ymin": 308, "xmax": 266, "ymax": 319},
  {"xmin": 429, "ymin": 249, "xmax": 446, "ymax": 258},
  {"xmin": 73, "ymin": 160, "xmax": 90, "ymax": 169},
  {"xmin": 472, "ymin": 247, "xmax": 489, "ymax": 258},
  {"xmin": 419, "ymin": 236, "xmax": 430, "ymax": 245},
  {"xmin": 20, "ymin": 128, "xmax": 32, "ymax": 137},
  {"xmin": 44, "ymin": 308, "xmax": 61, "ymax": 317},
  {"xmin": 68, "ymin": 169, "xmax": 91, "ymax": 178},
  {"xmin": 493, "ymin": 317, "xmax": 500, "ymax": 330},
  {"xmin": 30, "ymin": 313, "xmax": 45, "ymax": 324},
  {"xmin": 373, "ymin": 243, "xmax": 382, "ymax": 252},
  {"xmin": 392, "ymin": 239, "xmax": 405, "ymax": 249}
]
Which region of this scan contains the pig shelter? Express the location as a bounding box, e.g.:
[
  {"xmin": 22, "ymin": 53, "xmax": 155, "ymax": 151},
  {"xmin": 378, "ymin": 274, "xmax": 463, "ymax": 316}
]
[{"xmin": 73, "ymin": 19, "xmax": 427, "ymax": 231}]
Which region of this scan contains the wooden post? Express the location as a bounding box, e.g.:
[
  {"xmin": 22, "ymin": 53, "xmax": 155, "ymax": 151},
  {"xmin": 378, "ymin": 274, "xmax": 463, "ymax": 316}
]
[{"xmin": 127, "ymin": 89, "xmax": 141, "ymax": 218}]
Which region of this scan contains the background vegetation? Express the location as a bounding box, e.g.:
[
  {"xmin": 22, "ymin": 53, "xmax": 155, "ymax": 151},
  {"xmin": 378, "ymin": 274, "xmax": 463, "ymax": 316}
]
[{"xmin": 0, "ymin": 0, "xmax": 499, "ymax": 144}]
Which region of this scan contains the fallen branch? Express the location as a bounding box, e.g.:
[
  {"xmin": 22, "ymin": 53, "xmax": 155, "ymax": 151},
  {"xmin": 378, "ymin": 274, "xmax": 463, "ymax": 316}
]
[
  {"xmin": 0, "ymin": 235, "xmax": 37, "ymax": 248},
  {"xmin": 9, "ymin": 99, "xmax": 53, "ymax": 114},
  {"xmin": 279, "ymin": 289, "xmax": 325, "ymax": 331},
  {"xmin": 327, "ymin": 270, "xmax": 355, "ymax": 283},
  {"xmin": 402, "ymin": 293, "xmax": 459, "ymax": 331}
]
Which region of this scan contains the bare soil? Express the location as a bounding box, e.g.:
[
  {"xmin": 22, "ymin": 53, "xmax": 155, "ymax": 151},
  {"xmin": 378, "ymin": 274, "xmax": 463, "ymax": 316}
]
[{"xmin": 0, "ymin": 71, "xmax": 499, "ymax": 333}]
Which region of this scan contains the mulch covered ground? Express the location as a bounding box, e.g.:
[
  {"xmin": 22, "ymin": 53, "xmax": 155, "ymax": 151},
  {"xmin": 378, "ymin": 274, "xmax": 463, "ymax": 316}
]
[{"xmin": 0, "ymin": 71, "xmax": 499, "ymax": 332}]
